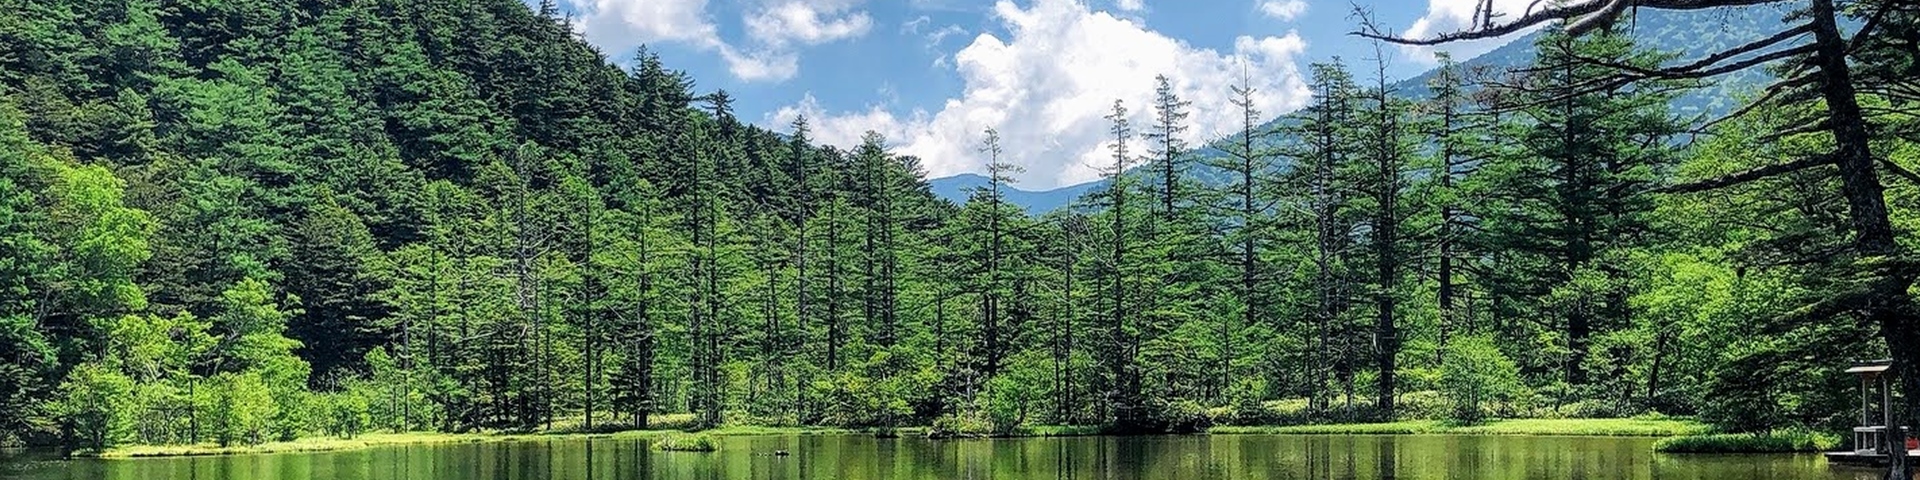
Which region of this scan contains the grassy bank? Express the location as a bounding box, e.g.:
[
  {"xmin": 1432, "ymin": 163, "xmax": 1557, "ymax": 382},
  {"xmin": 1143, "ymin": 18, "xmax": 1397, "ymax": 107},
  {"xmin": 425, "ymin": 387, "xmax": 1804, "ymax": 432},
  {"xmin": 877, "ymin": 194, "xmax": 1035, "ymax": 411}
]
[
  {"xmin": 889, "ymin": 425, "xmax": 1109, "ymax": 438},
  {"xmin": 85, "ymin": 417, "xmax": 1717, "ymax": 458},
  {"xmin": 90, "ymin": 430, "xmax": 665, "ymax": 458},
  {"xmin": 1209, "ymin": 418, "xmax": 1710, "ymax": 437},
  {"xmin": 1653, "ymin": 431, "xmax": 1841, "ymax": 453}
]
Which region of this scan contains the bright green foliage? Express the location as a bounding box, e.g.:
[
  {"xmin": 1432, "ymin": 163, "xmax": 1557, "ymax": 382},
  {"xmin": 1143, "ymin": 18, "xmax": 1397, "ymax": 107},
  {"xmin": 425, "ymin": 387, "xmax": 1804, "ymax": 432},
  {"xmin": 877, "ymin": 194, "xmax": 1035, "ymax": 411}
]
[
  {"xmin": 208, "ymin": 371, "xmax": 278, "ymax": 447},
  {"xmin": 53, "ymin": 363, "xmax": 136, "ymax": 451},
  {"xmin": 316, "ymin": 389, "xmax": 372, "ymax": 439},
  {"xmin": 1440, "ymin": 336, "xmax": 1521, "ymax": 424}
]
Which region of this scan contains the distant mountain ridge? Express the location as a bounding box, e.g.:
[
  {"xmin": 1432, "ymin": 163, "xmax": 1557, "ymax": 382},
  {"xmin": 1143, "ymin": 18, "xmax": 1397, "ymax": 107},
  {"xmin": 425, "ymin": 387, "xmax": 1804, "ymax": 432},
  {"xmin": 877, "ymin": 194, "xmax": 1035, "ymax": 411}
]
[
  {"xmin": 928, "ymin": 5, "xmax": 1790, "ymax": 212},
  {"xmin": 926, "ymin": 173, "xmax": 1103, "ymax": 214}
]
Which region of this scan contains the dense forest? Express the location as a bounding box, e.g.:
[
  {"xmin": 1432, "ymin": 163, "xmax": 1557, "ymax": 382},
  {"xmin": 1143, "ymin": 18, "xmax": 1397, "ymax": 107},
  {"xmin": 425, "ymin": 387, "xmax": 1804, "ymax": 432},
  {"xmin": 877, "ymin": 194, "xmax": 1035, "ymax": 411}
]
[{"xmin": 1, "ymin": 0, "xmax": 1916, "ymax": 456}]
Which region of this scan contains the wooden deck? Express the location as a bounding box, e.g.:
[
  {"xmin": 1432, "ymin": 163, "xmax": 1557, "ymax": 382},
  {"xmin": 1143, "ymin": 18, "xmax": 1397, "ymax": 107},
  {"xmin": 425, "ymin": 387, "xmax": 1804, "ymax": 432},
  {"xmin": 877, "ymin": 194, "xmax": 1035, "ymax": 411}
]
[{"xmin": 1825, "ymin": 450, "xmax": 1920, "ymax": 466}]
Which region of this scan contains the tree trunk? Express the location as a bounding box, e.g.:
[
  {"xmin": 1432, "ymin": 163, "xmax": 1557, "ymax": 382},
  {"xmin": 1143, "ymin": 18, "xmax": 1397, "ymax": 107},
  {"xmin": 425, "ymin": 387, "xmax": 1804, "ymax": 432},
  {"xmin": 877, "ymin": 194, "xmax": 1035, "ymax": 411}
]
[{"xmin": 1803, "ymin": 1, "xmax": 1916, "ymax": 478}]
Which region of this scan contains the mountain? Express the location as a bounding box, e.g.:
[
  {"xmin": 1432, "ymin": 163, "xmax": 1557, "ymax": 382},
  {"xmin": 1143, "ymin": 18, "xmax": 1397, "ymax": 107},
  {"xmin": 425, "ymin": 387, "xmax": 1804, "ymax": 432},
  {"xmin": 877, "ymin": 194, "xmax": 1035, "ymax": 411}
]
[
  {"xmin": 1391, "ymin": 4, "xmax": 1788, "ymax": 117},
  {"xmin": 927, "ymin": 173, "xmax": 1102, "ymax": 214},
  {"xmin": 929, "ymin": 5, "xmax": 1792, "ymax": 212}
]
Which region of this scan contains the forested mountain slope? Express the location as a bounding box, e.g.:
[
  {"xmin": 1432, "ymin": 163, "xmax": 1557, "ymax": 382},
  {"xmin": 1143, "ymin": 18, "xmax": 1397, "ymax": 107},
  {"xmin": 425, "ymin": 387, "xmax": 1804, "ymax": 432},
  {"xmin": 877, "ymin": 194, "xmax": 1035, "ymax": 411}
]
[{"xmin": 2, "ymin": 0, "xmax": 956, "ymax": 445}]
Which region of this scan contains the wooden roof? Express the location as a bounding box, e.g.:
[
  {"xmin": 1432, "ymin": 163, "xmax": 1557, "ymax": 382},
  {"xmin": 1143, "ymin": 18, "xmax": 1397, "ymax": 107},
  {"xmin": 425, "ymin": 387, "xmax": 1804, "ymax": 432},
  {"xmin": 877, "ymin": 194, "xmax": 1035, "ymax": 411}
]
[
  {"xmin": 1848, "ymin": 364, "xmax": 1892, "ymax": 374},
  {"xmin": 1849, "ymin": 360, "xmax": 1894, "ymax": 375}
]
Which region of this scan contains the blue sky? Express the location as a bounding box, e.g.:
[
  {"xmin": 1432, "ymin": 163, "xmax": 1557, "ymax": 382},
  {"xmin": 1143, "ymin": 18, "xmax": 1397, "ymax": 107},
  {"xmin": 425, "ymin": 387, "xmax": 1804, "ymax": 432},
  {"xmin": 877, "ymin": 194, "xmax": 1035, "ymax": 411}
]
[{"xmin": 556, "ymin": 0, "xmax": 1535, "ymax": 189}]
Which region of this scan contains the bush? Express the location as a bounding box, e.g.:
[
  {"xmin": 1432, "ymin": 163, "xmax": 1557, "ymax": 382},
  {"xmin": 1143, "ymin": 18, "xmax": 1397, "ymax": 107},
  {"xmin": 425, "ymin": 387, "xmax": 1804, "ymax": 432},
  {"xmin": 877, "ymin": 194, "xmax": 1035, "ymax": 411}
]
[
  {"xmin": 926, "ymin": 413, "xmax": 993, "ymax": 439},
  {"xmin": 983, "ymin": 374, "xmax": 1039, "ymax": 435},
  {"xmin": 1395, "ymin": 390, "xmax": 1447, "ymax": 421},
  {"xmin": 318, "ymin": 390, "xmax": 371, "ymax": 439},
  {"xmin": 1654, "ymin": 430, "xmax": 1840, "ymax": 453},
  {"xmin": 1157, "ymin": 399, "xmax": 1212, "ymax": 433},
  {"xmin": 54, "ymin": 363, "xmax": 136, "ymax": 451},
  {"xmin": 1222, "ymin": 380, "xmax": 1272, "ymax": 425},
  {"xmin": 208, "ymin": 372, "xmax": 278, "ymax": 447},
  {"xmin": 810, "ymin": 351, "xmax": 928, "ymax": 428},
  {"xmin": 1440, "ymin": 336, "xmax": 1521, "ymax": 425},
  {"xmin": 652, "ymin": 433, "xmax": 717, "ymax": 452}
]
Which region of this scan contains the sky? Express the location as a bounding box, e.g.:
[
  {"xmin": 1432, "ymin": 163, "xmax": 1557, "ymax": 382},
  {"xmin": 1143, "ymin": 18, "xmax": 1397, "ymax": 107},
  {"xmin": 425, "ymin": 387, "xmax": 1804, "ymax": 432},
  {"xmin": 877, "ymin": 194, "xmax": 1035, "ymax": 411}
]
[{"xmin": 554, "ymin": 0, "xmax": 1541, "ymax": 189}]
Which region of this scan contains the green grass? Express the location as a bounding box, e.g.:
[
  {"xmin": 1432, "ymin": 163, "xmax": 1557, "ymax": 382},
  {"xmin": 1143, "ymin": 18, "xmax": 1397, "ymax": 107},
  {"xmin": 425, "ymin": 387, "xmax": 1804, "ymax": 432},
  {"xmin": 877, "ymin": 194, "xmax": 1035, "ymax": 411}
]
[
  {"xmin": 701, "ymin": 425, "xmax": 858, "ymax": 436},
  {"xmin": 651, "ymin": 433, "xmax": 718, "ymax": 452},
  {"xmin": 88, "ymin": 417, "xmax": 1712, "ymax": 458},
  {"xmin": 1208, "ymin": 418, "xmax": 1708, "ymax": 437},
  {"xmin": 1654, "ymin": 431, "xmax": 1841, "ymax": 453},
  {"xmin": 91, "ymin": 432, "xmax": 552, "ymax": 458},
  {"xmin": 1449, "ymin": 418, "xmax": 1710, "ymax": 437},
  {"xmin": 1210, "ymin": 421, "xmax": 1441, "ymax": 435},
  {"xmin": 89, "ymin": 426, "xmax": 692, "ymax": 458}
]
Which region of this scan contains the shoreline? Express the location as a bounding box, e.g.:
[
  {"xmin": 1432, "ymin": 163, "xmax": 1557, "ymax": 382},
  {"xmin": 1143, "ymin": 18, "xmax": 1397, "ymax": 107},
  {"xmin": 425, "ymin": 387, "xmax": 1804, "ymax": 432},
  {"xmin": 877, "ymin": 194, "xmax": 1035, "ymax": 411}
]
[
  {"xmin": 1207, "ymin": 418, "xmax": 1712, "ymax": 437},
  {"xmin": 82, "ymin": 418, "xmax": 1718, "ymax": 459}
]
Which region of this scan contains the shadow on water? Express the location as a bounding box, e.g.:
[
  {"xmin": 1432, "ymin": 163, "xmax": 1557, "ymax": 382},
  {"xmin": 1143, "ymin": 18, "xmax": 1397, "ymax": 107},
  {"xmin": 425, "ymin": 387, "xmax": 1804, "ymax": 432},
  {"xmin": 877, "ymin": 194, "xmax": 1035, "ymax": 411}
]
[{"xmin": 0, "ymin": 434, "xmax": 1894, "ymax": 480}]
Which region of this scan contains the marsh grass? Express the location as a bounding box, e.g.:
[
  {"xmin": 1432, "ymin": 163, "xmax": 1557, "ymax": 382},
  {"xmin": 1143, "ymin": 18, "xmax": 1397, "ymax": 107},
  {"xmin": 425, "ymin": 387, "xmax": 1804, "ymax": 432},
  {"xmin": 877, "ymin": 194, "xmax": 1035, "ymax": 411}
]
[
  {"xmin": 651, "ymin": 433, "xmax": 718, "ymax": 452},
  {"xmin": 1653, "ymin": 431, "xmax": 1840, "ymax": 453}
]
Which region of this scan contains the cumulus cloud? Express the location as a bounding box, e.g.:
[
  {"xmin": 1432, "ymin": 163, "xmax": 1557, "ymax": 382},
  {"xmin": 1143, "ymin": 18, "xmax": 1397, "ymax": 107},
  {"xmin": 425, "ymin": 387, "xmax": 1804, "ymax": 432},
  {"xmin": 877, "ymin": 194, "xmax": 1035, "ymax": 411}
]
[
  {"xmin": 769, "ymin": 0, "xmax": 1313, "ymax": 189},
  {"xmin": 1116, "ymin": 0, "xmax": 1145, "ymax": 11},
  {"xmin": 1258, "ymin": 0, "xmax": 1306, "ymax": 21},
  {"xmin": 717, "ymin": 44, "xmax": 801, "ymax": 82},
  {"xmin": 1397, "ymin": 0, "xmax": 1542, "ymax": 64},
  {"xmin": 746, "ymin": 1, "xmax": 873, "ymax": 48},
  {"xmin": 569, "ymin": 0, "xmax": 723, "ymax": 53},
  {"xmin": 567, "ymin": 0, "xmax": 870, "ymax": 82}
]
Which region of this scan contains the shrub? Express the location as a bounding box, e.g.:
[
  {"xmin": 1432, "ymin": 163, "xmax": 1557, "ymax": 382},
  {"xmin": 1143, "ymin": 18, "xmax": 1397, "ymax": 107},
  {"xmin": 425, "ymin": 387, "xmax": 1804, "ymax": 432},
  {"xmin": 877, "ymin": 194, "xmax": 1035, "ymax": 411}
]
[
  {"xmin": 1222, "ymin": 380, "xmax": 1272, "ymax": 425},
  {"xmin": 1158, "ymin": 399, "xmax": 1212, "ymax": 433},
  {"xmin": 54, "ymin": 363, "xmax": 136, "ymax": 451},
  {"xmin": 927, "ymin": 413, "xmax": 993, "ymax": 439},
  {"xmin": 1440, "ymin": 336, "xmax": 1521, "ymax": 425},
  {"xmin": 983, "ymin": 374, "xmax": 1039, "ymax": 435},
  {"xmin": 1395, "ymin": 390, "xmax": 1447, "ymax": 421},
  {"xmin": 652, "ymin": 433, "xmax": 718, "ymax": 452},
  {"xmin": 317, "ymin": 390, "xmax": 371, "ymax": 439},
  {"xmin": 208, "ymin": 372, "xmax": 278, "ymax": 447}
]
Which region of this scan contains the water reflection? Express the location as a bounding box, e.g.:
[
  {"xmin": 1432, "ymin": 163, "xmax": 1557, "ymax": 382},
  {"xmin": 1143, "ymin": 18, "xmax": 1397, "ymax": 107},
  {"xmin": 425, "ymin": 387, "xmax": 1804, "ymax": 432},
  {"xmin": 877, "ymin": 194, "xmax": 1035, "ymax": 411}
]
[{"xmin": 0, "ymin": 434, "xmax": 1884, "ymax": 480}]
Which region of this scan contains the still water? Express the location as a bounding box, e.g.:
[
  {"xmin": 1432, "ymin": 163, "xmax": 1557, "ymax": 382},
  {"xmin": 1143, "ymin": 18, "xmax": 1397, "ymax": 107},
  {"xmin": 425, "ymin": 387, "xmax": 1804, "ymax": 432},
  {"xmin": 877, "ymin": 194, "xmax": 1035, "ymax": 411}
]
[{"xmin": 0, "ymin": 434, "xmax": 1885, "ymax": 480}]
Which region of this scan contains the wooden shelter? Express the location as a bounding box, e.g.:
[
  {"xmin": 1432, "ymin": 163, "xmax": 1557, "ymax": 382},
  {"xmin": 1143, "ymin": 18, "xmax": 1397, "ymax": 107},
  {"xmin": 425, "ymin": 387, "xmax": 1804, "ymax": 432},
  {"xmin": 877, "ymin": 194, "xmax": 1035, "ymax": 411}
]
[{"xmin": 1826, "ymin": 359, "xmax": 1917, "ymax": 465}]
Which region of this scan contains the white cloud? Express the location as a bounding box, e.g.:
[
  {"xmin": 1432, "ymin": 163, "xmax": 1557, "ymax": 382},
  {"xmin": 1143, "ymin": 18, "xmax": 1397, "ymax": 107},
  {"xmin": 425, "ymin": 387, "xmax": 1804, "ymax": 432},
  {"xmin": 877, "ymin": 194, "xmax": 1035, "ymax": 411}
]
[
  {"xmin": 772, "ymin": 94, "xmax": 920, "ymax": 150},
  {"xmin": 717, "ymin": 44, "xmax": 801, "ymax": 82},
  {"xmin": 903, "ymin": 15, "xmax": 932, "ymax": 34},
  {"xmin": 746, "ymin": 1, "xmax": 873, "ymax": 48},
  {"xmin": 1116, "ymin": 0, "xmax": 1144, "ymax": 11},
  {"xmin": 1398, "ymin": 0, "xmax": 1541, "ymax": 64},
  {"xmin": 1258, "ymin": 0, "xmax": 1306, "ymax": 21},
  {"xmin": 566, "ymin": 0, "xmax": 869, "ymax": 82},
  {"xmin": 769, "ymin": 0, "xmax": 1313, "ymax": 189},
  {"xmin": 901, "ymin": 15, "xmax": 968, "ymax": 47},
  {"xmin": 569, "ymin": 0, "xmax": 723, "ymax": 53}
]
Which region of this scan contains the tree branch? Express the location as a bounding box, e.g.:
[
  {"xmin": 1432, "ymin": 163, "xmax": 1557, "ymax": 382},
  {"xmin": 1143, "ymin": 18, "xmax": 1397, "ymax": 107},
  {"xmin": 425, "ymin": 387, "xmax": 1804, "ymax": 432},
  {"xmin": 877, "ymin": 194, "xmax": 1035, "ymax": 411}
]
[
  {"xmin": 1882, "ymin": 157, "xmax": 1920, "ymax": 186},
  {"xmin": 1353, "ymin": 0, "xmax": 1793, "ymax": 45},
  {"xmin": 1657, "ymin": 155, "xmax": 1833, "ymax": 194}
]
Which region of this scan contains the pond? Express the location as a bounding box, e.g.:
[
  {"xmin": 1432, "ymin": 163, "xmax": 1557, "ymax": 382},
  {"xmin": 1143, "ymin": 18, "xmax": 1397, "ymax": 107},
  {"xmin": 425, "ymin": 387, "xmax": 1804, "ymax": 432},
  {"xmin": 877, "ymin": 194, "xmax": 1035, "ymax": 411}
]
[{"xmin": 0, "ymin": 434, "xmax": 1886, "ymax": 480}]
